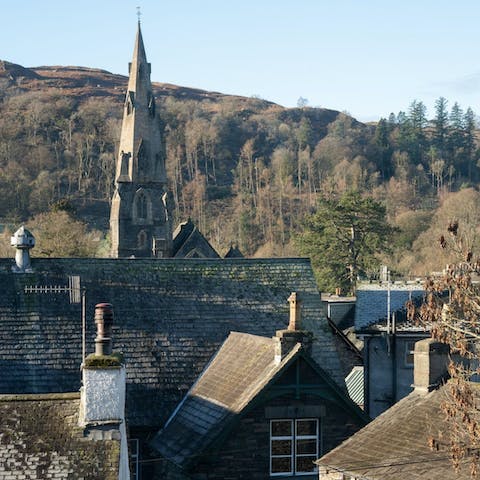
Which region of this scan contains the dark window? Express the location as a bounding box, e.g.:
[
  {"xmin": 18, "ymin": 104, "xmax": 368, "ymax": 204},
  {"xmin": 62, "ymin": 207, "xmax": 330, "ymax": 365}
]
[
  {"xmin": 270, "ymin": 419, "xmax": 318, "ymax": 476},
  {"xmin": 136, "ymin": 192, "xmax": 147, "ymax": 220},
  {"xmin": 137, "ymin": 230, "xmax": 147, "ymax": 249},
  {"xmin": 405, "ymin": 340, "xmax": 416, "ymax": 367},
  {"xmin": 129, "ymin": 438, "xmax": 140, "ymax": 479}
]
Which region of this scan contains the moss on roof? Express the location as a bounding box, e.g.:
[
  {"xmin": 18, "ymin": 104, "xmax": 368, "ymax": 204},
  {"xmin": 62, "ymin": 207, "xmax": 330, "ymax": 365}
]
[{"xmin": 0, "ymin": 396, "xmax": 120, "ymax": 479}]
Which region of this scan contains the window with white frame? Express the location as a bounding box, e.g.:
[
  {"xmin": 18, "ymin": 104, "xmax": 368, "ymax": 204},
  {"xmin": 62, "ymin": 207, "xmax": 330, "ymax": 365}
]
[{"xmin": 270, "ymin": 419, "xmax": 318, "ymax": 476}]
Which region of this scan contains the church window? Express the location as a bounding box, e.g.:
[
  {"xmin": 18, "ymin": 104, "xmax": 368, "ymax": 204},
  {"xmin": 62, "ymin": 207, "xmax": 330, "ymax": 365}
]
[{"xmin": 136, "ymin": 192, "xmax": 148, "ymax": 220}]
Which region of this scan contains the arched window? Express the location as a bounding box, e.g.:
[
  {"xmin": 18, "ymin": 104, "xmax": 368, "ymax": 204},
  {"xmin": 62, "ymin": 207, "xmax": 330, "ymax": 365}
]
[{"xmin": 136, "ymin": 192, "xmax": 147, "ymax": 220}]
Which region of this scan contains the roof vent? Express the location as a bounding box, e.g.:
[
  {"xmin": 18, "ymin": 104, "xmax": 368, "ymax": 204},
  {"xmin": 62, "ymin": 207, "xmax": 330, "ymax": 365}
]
[{"xmin": 11, "ymin": 226, "xmax": 35, "ymax": 273}]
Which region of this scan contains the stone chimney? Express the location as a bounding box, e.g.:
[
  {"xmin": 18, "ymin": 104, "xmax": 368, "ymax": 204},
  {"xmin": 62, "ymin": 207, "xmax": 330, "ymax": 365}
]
[
  {"xmin": 274, "ymin": 292, "xmax": 312, "ymax": 364},
  {"xmin": 79, "ymin": 303, "xmax": 130, "ymax": 479},
  {"xmin": 413, "ymin": 338, "xmax": 450, "ymax": 393},
  {"xmin": 11, "ymin": 226, "xmax": 35, "ymax": 273}
]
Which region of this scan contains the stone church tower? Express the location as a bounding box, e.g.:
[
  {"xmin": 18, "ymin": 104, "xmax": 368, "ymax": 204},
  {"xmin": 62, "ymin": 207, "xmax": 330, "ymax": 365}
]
[{"xmin": 110, "ymin": 22, "xmax": 172, "ymax": 258}]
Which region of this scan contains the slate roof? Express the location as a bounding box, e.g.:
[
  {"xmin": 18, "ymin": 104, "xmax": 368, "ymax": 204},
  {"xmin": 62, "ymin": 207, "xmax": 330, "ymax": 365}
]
[
  {"xmin": 317, "ymin": 382, "xmax": 476, "ymax": 480},
  {"xmin": 0, "ymin": 257, "xmax": 343, "ymax": 428},
  {"xmin": 0, "ymin": 393, "xmax": 120, "ymax": 479},
  {"xmin": 355, "ymin": 282, "xmax": 425, "ymax": 333},
  {"xmin": 152, "ymin": 332, "xmax": 301, "ymax": 465},
  {"xmin": 172, "ymin": 219, "xmax": 220, "ymax": 258}
]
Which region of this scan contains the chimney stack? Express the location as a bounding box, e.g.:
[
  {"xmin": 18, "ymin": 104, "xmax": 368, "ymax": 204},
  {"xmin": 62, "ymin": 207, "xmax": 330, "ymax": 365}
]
[
  {"xmin": 274, "ymin": 292, "xmax": 312, "ymax": 364},
  {"xmin": 80, "ymin": 302, "xmax": 130, "ymax": 478},
  {"xmin": 95, "ymin": 303, "xmax": 114, "ymax": 356},
  {"xmin": 413, "ymin": 338, "xmax": 450, "ymax": 393}
]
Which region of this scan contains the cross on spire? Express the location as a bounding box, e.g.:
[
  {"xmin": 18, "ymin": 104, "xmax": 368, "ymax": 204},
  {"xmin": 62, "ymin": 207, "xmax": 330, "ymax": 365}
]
[{"xmin": 136, "ymin": 6, "xmax": 142, "ymax": 24}]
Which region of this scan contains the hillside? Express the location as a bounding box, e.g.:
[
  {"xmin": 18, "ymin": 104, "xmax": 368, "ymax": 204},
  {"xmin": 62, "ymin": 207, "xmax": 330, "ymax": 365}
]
[
  {"xmin": 0, "ymin": 60, "xmax": 353, "ymax": 237},
  {"xmin": 1, "ymin": 60, "xmax": 479, "ymax": 277}
]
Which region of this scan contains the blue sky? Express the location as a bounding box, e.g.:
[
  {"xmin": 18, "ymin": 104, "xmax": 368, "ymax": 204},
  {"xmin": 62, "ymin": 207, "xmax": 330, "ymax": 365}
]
[{"xmin": 2, "ymin": 1, "xmax": 480, "ymax": 121}]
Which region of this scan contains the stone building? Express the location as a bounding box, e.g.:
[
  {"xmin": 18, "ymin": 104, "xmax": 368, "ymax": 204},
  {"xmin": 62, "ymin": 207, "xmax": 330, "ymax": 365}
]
[
  {"xmin": 316, "ymin": 339, "xmax": 471, "ymax": 480},
  {"xmin": 110, "ymin": 22, "xmax": 172, "ymax": 259},
  {"xmin": 1, "ymin": 232, "xmax": 366, "ymax": 478},
  {"xmin": 0, "ymin": 22, "xmax": 366, "ymax": 479},
  {"xmin": 109, "ymin": 22, "xmax": 222, "ymax": 260},
  {"xmin": 355, "ymin": 282, "xmax": 428, "ymax": 418},
  {"xmin": 0, "ymin": 303, "xmax": 130, "ymax": 480},
  {"xmin": 153, "ymin": 294, "xmax": 366, "ymax": 479}
]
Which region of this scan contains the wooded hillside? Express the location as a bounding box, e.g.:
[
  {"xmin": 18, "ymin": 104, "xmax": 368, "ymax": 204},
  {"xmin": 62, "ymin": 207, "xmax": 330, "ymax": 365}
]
[{"xmin": 1, "ymin": 60, "xmax": 478, "ymax": 284}]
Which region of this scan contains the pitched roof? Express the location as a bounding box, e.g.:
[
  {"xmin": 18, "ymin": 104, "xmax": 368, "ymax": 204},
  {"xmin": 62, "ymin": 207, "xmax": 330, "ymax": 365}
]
[
  {"xmin": 172, "ymin": 219, "xmax": 220, "ymax": 258},
  {"xmin": 0, "ymin": 393, "xmax": 120, "ymax": 479},
  {"xmin": 0, "ymin": 257, "xmax": 344, "ymax": 428},
  {"xmin": 355, "ymin": 282, "xmax": 425, "ymax": 333},
  {"xmin": 152, "ymin": 332, "xmax": 301, "ymax": 465},
  {"xmin": 152, "ymin": 330, "xmax": 365, "ymax": 467},
  {"xmin": 317, "ymin": 382, "xmax": 476, "ymax": 480}
]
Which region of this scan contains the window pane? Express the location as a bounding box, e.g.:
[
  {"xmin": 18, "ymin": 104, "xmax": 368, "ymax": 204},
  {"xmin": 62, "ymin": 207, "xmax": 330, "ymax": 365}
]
[
  {"xmin": 271, "ymin": 457, "xmax": 292, "ymax": 474},
  {"xmin": 296, "ymin": 419, "xmax": 317, "ymax": 436},
  {"xmin": 296, "ymin": 455, "xmax": 316, "ymax": 472},
  {"xmin": 272, "ymin": 420, "xmax": 292, "ymax": 436},
  {"xmin": 296, "ymin": 438, "xmax": 317, "ymax": 454},
  {"xmin": 272, "ymin": 439, "xmax": 292, "ymax": 455}
]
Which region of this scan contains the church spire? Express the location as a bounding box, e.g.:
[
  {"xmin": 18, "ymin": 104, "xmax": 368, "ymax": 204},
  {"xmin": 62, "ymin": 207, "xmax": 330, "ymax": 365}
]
[
  {"xmin": 109, "ymin": 22, "xmax": 172, "ymax": 258},
  {"xmin": 127, "ymin": 22, "xmax": 148, "ymax": 96}
]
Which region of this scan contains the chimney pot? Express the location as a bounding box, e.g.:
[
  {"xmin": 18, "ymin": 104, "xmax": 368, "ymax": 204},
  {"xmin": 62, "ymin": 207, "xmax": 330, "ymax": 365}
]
[
  {"xmin": 288, "ymin": 292, "xmax": 301, "ymax": 331},
  {"xmin": 95, "ymin": 303, "xmax": 113, "ymax": 356}
]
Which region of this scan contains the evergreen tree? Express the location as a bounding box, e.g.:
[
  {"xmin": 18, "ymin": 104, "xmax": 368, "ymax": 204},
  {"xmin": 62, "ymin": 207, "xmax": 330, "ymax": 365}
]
[
  {"xmin": 433, "ymin": 97, "xmax": 449, "ymax": 157},
  {"xmin": 448, "ymin": 102, "xmax": 465, "ymax": 159},
  {"xmin": 463, "ymin": 107, "xmax": 477, "ymax": 181},
  {"xmin": 296, "ymin": 191, "xmax": 394, "ymax": 294},
  {"xmin": 373, "ymin": 118, "xmax": 393, "ymax": 179}
]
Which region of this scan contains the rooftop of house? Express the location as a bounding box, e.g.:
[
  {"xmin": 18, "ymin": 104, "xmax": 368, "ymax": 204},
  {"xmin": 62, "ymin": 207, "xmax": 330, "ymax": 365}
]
[
  {"xmin": 355, "ymin": 282, "xmax": 425, "ymax": 333},
  {"xmin": 153, "ymin": 330, "xmax": 365, "ymax": 468},
  {"xmin": 152, "ymin": 332, "xmax": 300, "ymax": 466},
  {"xmin": 0, "ymin": 257, "xmax": 344, "ymax": 429},
  {"xmin": 0, "ymin": 392, "xmax": 120, "ymax": 479},
  {"xmin": 317, "ymin": 381, "xmax": 478, "ymax": 480}
]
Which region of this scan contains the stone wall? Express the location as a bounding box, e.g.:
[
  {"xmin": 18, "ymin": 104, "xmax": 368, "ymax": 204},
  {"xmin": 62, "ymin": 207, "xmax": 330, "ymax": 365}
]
[{"xmin": 160, "ymin": 393, "xmax": 363, "ymax": 480}]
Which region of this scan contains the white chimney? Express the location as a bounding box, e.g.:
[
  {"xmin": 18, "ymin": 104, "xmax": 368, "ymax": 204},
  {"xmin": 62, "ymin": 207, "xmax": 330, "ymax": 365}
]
[{"xmin": 79, "ymin": 303, "xmax": 130, "ymax": 480}]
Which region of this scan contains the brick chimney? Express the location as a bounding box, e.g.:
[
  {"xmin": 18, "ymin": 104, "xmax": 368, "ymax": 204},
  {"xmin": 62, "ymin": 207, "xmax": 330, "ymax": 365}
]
[
  {"xmin": 413, "ymin": 338, "xmax": 450, "ymax": 393},
  {"xmin": 274, "ymin": 292, "xmax": 312, "ymax": 364}
]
